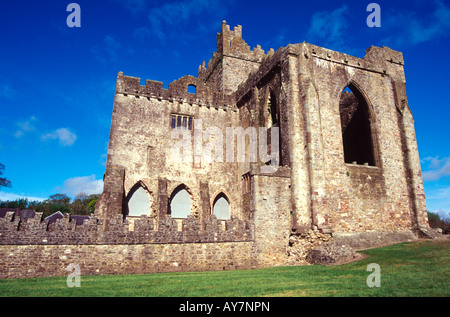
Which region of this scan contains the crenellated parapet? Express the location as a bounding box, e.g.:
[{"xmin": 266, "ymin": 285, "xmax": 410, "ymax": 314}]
[
  {"xmin": 115, "ymin": 72, "xmax": 236, "ymax": 110},
  {"xmin": 199, "ymin": 21, "xmax": 266, "ymax": 75},
  {"xmin": 115, "ymin": 21, "xmax": 273, "ymax": 109},
  {"xmin": 0, "ymin": 209, "xmax": 253, "ymax": 245},
  {"xmin": 198, "ymin": 21, "xmax": 268, "ymax": 95}
]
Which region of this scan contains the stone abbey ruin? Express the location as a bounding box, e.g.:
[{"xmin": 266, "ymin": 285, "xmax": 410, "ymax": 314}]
[{"xmin": 0, "ymin": 21, "xmax": 438, "ymax": 278}]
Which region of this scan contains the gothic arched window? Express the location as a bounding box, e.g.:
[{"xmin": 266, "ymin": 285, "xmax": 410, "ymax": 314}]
[
  {"xmin": 168, "ymin": 185, "xmax": 191, "ymax": 218},
  {"xmin": 266, "ymin": 91, "xmax": 279, "ymax": 128},
  {"xmin": 339, "ymin": 83, "xmax": 376, "ymax": 166},
  {"xmin": 212, "ymin": 193, "xmax": 230, "ymax": 220},
  {"xmin": 126, "ymin": 183, "xmax": 151, "ymax": 217}
]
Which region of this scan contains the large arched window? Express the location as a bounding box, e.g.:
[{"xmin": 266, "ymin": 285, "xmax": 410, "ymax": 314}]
[
  {"xmin": 262, "ymin": 89, "xmax": 282, "ymax": 167},
  {"xmin": 212, "ymin": 193, "xmax": 230, "ymax": 220},
  {"xmin": 265, "ymin": 90, "xmax": 279, "ymax": 128},
  {"xmin": 168, "ymin": 185, "xmax": 191, "ymax": 218},
  {"xmin": 126, "ymin": 183, "xmax": 151, "ymax": 217},
  {"xmin": 339, "ymin": 83, "xmax": 376, "ymax": 166}
]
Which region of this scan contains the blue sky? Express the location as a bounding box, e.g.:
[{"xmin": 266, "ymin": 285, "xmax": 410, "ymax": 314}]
[{"xmin": 0, "ymin": 0, "xmax": 449, "ymax": 219}]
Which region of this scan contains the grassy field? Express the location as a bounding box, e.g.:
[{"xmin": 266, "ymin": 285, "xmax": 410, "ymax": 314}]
[{"xmin": 0, "ymin": 239, "xmax": 448, "ymax": 297}]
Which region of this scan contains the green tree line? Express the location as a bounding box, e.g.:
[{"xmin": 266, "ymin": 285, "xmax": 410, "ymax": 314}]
[{"xmin": 0, "ymin": 193, "xmax": 100, "ymax": 218}]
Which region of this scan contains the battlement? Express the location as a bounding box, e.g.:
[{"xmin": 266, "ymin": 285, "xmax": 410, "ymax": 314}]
[
  {"xmin": 0, "ymin": 210, "xmax": 253, "ymax": 245},
  {"xmin": 234, "ymin": 42, "xmax": 408, "ymax": 104},
  {"xmin": 115, "ymin": 72, "xmax": 236, "ymax": 110},
  {"xmin": 216, "ymin": 20, "xmax": 266, "ymax": 62},
  {"xmin": 198, "ymin": 21, "xmax": 267, "ymax": 94},
  {"xmin": 307, "ymin": 43, "xmax": 405, "ymax": 75},
  {"xmin": 235, "ymin": 45, "xmax": 286, "ymax": 103}
]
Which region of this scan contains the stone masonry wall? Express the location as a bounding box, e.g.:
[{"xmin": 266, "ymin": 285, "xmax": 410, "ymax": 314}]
[
  {"xmin": 301, "ymin": 43, "xmax": 427, "ymax": 233},
  {"xmin": 97, "ymin": 72, "xmax": 245, "ymax": 223},
  {"xmin": 251, "ymin": 170, "xmax": 292, "ymax": 266},
  {"xmin": 0, "ymin": 211, "xmax": 252, "ymax": 246},
  {"xmin": 0, "ymin": 209, "xmax": 256, "ymax": 279},
  {"xmin": 231, "ymin": 39, "xmax": 430, "ymax": 237},
  {"xmin": 0, "ymin": 241, "xmax": 256, "ymax": 279}
]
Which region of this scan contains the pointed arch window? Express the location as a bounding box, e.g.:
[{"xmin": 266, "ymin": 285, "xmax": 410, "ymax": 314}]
[
  {"xmin": 339, "ymin": 83, "xmax": 376, "ymax": 166},
  {"xmin": 263, "ymin": 89, "xmax": 282, "ymax": 166},
  {"xmin": 266, "ymin": 91, "xmax": 279, "ymax": 128},
  {"xmin": 212, "ymin": 193, "xmax": 230, "ymax": 220},
  {"xmin": 126, "ymin": 184, "xmax": 151, "ymax": 217},
  {"xmin": 168, "ymin": 185, "xmax": 191, "ymax": 218}
]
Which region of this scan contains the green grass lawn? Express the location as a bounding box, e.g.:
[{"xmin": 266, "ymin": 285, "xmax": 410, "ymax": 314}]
[{"xmin": 0, "ymin": 239, "xmax": 448, "ymax": 297}]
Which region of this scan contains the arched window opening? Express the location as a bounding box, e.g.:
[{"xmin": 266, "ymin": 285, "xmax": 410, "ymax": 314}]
[
  {"xmin": 187, "ymin": 84, "xmax": 197, "ymax": 94},
  {"xmin": 339, "ymin": 83, "xmax": 376, "ymax": 166},
  {"xmin": 212, "ymin": 193, "xmax": 230, "ymax": 220},
  {"xmin": 266, "ymin": 91, "xmax": 279, "ymax": 128},
  {"xmin": 168, "ymin": 185, "xmax": 191, "ymax": 218},
  {"xmin": 263, "ymin": 89, "xmax": 282, "ymax": 166},
  {"xmin": 126, "ymin": 184, "xmax": 151, "ymax": 217}
]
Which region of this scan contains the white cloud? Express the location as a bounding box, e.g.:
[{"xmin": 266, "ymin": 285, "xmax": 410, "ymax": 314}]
[
  {"xmin": 57, "ymin": 175, "xmax": 103, "ymax": 197},
  {"xmin": 14, "ymin": 116, "xmax": 37, "ymax": 138},
  {"xmin": 409, "ymin": 1, "xmax": 450, "ymax": 44},
  {"xmin": 382, "ymin": 1, "xmax": 450, "ymax": 47},
  {"xmin": 306, "ymin": 4, "xmax": 349, "ymax": 52},
  {"xmin": 422, "ymin": 156, "xmax": 450, "ymax": 181},
  {"xmin": 424, "ymin": 184, "xmax": 450, "ymax": 220},
  {"xmin": 41, "ymin": 128, "xmax": 77, "ymax": 146},
  {"xmin": 14, "ymin": 118, "xmax": 77, "ymax": 147},
  {"xmin": 0, "ymin": 192, "xmax": 46, "ymax": 202},
  {"xmin": 422, "ymin": 156, "xmax": 444, "ymax": 170}
]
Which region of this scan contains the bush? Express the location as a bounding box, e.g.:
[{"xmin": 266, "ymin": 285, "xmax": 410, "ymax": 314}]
[{"xmin": 428, "ymin": 211, "xmax": 450, "ymax": 234}]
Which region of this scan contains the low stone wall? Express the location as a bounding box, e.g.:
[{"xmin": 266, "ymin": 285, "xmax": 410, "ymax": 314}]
[
  {"xmin": 0, "ymin": 209, "xmax": 258, "ymax": 279},
  {"xmin": 0, "ymin": 241, "xmax": 256, "ymax": 279},
  {"xmin": 0, "ymin": 211, "xmax": 252, "ymax": 245}
]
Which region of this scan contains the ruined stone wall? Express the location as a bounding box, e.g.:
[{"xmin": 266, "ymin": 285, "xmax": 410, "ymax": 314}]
[
  {"xmin": 231, "ymin": 40, "xmax": 429, "ymax": 237},
  {"xmin": 288, "ymin": 43, "xmax": 428, "ymax": 234},
  {"xmin": 98, "ymin": 72, "xmax": 246, "ymax": 223},
  {"xmin": 0, "ymin": 208, "xmax": 257, "ymax": 279},
  {"xmin": 0, "ymin": 241, "xmax": 256, "ymax": 279},
  {"xmin": 251, "ymin": 170, "xmax": 292, "ymax": 266},
  {"xmin": 0, "ymin": 212, "xmax": 252, "ymax": 246}
]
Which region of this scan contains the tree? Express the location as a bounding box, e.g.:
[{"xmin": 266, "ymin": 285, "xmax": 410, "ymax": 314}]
[
  {"xmin": 44, "ymin": 193, "xmax": 71, "ymax": 214},
  {"xmin": 428, "ymin": 211, "xmax": 450, "ymax": 234},
  {"xmin": 0, "ymin": 198, "xmax": 29, "ymax": 209},
  {"xmin": 69, "ymin": 193, "xmax": 100, "ymax": 215},
  {"xmin": 0, "ymin": 163, "xmax": 12, "ymax": 189},
  {"xmin": 48, "ymin": 193, "xmax": 71, "ymax": 205},
  {"xmin": 0, "ymin": 191, "xmax": 101, "ymax": 217},
  {"xmin": 87, "ymin": 193, "xmax": 100, "ymax": 213},
  {"xmin": 70, "ymin": 192, "xmax": 90, "ymax": 215}
]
